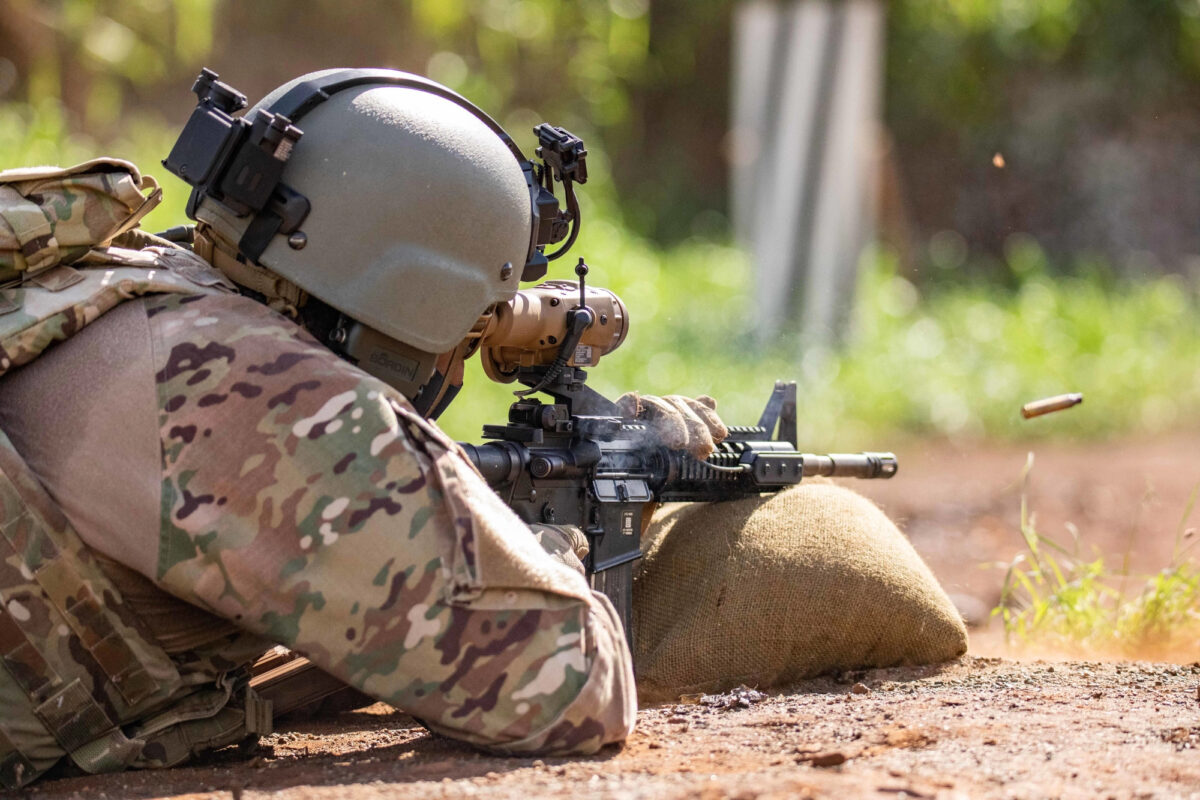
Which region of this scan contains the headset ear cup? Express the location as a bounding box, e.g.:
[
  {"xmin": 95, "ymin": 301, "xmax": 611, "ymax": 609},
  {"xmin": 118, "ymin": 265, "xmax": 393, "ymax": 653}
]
[{"xmin": 411, "ymin": 340, "xmax": 470, "ymax": 419}]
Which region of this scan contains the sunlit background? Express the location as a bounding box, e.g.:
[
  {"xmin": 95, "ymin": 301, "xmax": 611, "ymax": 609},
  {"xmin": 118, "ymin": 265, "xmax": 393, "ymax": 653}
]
[{"xmin": 4, "ymin": 0, "xmax": 1200, "ymax": 446}]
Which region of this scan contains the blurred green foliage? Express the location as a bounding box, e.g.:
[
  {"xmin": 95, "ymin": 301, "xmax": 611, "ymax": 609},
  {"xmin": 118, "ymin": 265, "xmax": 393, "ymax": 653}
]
[
  {"xmin": 440, "ymin": 228, "xmax": 1200, "ymax": 446},
  {"xmin": 888, "ymin": 0, "xmax": 1200, "ymax": 265},
  {"xmin": 887, "ymin": 0, "xmax": 1200, "ymax": 155},
  {"xmin": 5, "ymin": 1, "xmax": 1200, "ymax": 441},
  {"xmin": 1, "ymin": 1, "xmax": 217, "ymax": 133}
]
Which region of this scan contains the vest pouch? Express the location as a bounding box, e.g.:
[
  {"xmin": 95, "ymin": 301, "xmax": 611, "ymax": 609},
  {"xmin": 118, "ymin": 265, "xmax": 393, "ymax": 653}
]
[
  {"xmin": 122, "ymin": 677, "xmax": 272, "ymax": 770},
  {"xmin": 0, "ymin": 426, "xmax": 269, "ymax": 788},
  {"xmin": 0, "ymin": 158, "xmax": 162, "ymax": 284},
  {"xmin": 0, "ymin": 245, "xmax": 234, "ymax": 381},
  {"xmin": 0, "ymin": 425, "xmax": 183, "ymax": 787}
]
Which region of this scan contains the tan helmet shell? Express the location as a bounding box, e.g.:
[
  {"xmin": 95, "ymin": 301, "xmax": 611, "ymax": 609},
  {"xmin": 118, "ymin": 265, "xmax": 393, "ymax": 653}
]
[{"xmin": 195, "ymin": 69, "xmax": 530, "ymax": 354}]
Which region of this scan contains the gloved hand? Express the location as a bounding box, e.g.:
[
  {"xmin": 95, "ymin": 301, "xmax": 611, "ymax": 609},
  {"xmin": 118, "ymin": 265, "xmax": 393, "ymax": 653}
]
[
  {"xmin": 615, "ymin": 392, "xmax": 728, "ymax": 460},
  {"xmin": 529, "ymin": 523, "xmax": 590, "ymax": 576}
]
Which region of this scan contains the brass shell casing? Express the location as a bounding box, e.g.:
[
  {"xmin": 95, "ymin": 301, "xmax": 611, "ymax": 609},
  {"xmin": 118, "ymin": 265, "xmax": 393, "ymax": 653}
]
[{"xmin": 1020, "ymin": 393, "xmax": 1083, "ymax": 419}]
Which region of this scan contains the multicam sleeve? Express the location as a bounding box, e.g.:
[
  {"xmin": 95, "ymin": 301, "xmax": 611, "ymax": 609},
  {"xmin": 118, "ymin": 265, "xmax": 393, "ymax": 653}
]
[{"xmin": 146, "ymin": 293, "xmax": 635, "ymax": 754}]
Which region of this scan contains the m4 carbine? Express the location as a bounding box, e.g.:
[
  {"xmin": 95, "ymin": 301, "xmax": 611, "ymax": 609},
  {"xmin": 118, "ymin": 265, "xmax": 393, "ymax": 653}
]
[{"xmin": 458, "ymin": 261, "xmax": 897, "ymax": 646}]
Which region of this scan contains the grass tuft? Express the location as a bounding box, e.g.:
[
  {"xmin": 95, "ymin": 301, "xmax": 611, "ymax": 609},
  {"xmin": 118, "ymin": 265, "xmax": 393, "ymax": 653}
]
[{"xmin": 993, "ymin": 453, "xmax": 1200, "ymax": 658}]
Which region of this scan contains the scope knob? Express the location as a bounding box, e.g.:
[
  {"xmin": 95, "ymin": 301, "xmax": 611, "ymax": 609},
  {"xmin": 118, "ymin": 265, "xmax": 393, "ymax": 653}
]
[
  {"xmin": 539, "ymin": 406, "xmax": 562, "ymax": 429},
  {"xmin": 531, "ymin": 456, "xmax": 553, "ymax": 479}
]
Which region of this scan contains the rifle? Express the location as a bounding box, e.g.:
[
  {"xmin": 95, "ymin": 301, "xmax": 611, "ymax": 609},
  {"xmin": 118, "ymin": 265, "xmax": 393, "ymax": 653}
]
[{"xmin": 457, "ymin": 260, "xmax": 897, "ymax": 646}]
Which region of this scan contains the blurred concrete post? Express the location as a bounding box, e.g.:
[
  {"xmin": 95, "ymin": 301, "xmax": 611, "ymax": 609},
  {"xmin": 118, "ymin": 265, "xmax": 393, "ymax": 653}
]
[{"xmin": 729, "ymin": 0, "xmax": 885, "ymax": 344}]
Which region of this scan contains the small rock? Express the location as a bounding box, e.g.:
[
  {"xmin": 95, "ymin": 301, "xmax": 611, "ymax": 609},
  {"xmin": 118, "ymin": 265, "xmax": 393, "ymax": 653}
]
[
  {"xmin": 806, "ymin": 751, "xmax": 848, "ymax": 768},
  {"xmin": 851, "ymin": 683, "xmax": 871, "ymax": 695},
  {"xmin": 699, "ymin": 685, "xmax": 768, "ymax": 711},
  {"xmin": 876, "ymin": 786, "xmax": 933, "ymax": 799}
]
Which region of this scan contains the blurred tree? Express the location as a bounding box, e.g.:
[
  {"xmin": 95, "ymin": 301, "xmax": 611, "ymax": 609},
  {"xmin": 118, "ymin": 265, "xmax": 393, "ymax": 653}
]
[
  {"xmin": 202, "ymin": 0, "xmax": 731, "ymax": 242},
  {"xmin": 0, "ymin": 0, "xmax": 217, "ymax": 135},
  {"xmin": 887, "ymin": 0, "xmax": 1200, "ymax": 272},
  {"xmin": 0, "ymin": 0, "xmax": 731, "ymax": 242},
  {"xmin": 5, "ymin": 0, "xmax": 1200, "ymax": 267}
]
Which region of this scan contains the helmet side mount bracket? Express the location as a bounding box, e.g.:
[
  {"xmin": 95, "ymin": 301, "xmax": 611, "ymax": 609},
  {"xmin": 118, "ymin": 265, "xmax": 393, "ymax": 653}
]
[{"xmin": 165, "ymin": 68, "xmax": 310, "ymax": 263}]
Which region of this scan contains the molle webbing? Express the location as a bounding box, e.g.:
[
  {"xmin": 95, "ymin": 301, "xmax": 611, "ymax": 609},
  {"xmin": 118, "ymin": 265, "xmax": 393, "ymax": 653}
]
[
  {"xmin": 0, "ymin": 159, "xmax": 162, "ymax": 284},
  {"xmin": 192, "ymin": 226, "xmax": 305, "ymax": 314},
  {"xmin": 0, "ymin": 419, "xmax": 269, "ymax": 788},
  {"xmin": 0, "ymin": 427, "xmax": 183, "ymax": 786},
  {"xmin": 0, "ymin": 188, "xmax": 58, "ymax": 274}
]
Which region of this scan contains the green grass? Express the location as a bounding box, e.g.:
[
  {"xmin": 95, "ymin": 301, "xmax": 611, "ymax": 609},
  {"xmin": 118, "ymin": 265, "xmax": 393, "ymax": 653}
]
[
  {"xmin": 9, "ymin": 103, "xmax": 1200, "ymax": 449},
  {"xmin": 441, "ymin": 235, "xmax": 1200, "ymax": 449},
  {"xmin": 1, "ymin": 100, "xmax": 188, "ymax": 234},
  {"xmin": 993, "ymin": 453, "xmax": 1200, "ymax": 657}
]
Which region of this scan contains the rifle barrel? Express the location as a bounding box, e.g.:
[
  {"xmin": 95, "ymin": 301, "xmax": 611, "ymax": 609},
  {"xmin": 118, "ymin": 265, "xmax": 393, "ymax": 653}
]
[{"xmin": 800, "ymin": 452, "xmax": 897, "ymax": 479}]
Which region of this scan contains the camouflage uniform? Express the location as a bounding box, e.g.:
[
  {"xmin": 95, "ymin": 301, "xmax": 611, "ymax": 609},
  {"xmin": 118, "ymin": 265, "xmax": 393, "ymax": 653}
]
[
  {"xmin": 147, "ymin": 292, "xmax": 634, "ymax": 752},
  {"xmin": 0, "ymin": 161, "xmax": 634, "ymax": 787}
]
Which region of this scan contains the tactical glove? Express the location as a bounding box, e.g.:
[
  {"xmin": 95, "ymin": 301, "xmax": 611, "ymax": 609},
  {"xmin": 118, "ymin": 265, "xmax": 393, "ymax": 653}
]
[
  {"xmin": 529, "ymin": 523, "xmax": 590, "ymax": 576},
  {"xmin": 615, "ymin": 392, "xmax": 728, "ymax": 460}
]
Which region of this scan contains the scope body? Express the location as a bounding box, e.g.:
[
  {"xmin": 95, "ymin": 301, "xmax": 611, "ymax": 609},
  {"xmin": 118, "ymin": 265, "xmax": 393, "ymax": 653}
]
[{"xmin": 475, "ymin": 281, "xmax": 628, "ymax": 381}]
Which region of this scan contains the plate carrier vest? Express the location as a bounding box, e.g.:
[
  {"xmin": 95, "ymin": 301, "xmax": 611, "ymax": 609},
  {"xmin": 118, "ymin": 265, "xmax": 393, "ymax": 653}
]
[{"xmin": 0, "ymin": 159, "xmax": 272, "ymax": 788}]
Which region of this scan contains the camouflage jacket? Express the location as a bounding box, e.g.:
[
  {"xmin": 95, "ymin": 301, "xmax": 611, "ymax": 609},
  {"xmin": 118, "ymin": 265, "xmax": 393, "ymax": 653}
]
[
  {"xmin": 148, "ymin": 290, "xmax": 635, "ymax": 754},
  {"xmin": 0, "ymin": 161, "xmax": 634, "ymax": 787}
]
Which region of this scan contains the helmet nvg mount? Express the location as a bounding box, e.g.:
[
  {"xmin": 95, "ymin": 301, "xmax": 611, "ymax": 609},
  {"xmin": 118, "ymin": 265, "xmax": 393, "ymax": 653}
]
[{"xmin": 163, "ymin": 67, "xmax": 587, "ymax": 411}]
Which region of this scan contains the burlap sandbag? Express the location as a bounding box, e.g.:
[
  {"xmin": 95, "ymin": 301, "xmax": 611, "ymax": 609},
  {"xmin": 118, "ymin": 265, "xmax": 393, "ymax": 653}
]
[{"xmin": 633, "ymin": 482, "xmax": 967, "ymax": 701}]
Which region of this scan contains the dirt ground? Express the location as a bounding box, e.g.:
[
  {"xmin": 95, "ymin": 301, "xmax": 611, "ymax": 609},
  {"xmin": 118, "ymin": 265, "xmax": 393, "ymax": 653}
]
[{"xmin": 17, "ymin": 435, "xmax": 1200, "ymax": 800}]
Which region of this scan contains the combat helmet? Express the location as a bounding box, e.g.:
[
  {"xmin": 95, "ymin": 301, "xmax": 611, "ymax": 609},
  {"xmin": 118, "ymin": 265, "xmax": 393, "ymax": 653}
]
[{"xmin": 163, "ymin": 67, "xmax": 587, "ymax": 413}]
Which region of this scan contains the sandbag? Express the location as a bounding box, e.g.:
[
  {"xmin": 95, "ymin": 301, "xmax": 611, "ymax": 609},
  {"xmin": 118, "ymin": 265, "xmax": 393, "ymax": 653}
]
[{"xmin": 633, "ymin": 482, "xmax": 967, "ymax": 701}]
